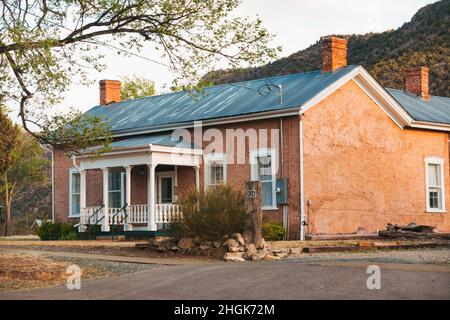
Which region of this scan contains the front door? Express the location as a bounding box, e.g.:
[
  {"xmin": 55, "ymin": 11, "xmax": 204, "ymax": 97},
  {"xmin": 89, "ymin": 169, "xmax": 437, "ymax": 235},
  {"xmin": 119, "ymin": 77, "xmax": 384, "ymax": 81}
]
[{"xmin": 157, "ymin": 172, "xmax": 175, "ymax": 204}]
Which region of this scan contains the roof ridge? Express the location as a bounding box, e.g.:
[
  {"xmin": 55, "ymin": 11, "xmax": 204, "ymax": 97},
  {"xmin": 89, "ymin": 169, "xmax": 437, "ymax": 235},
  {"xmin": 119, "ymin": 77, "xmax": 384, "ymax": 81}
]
[{"xmin": 94, "ymin": 65, "xmax": 359, "ymax": 108}]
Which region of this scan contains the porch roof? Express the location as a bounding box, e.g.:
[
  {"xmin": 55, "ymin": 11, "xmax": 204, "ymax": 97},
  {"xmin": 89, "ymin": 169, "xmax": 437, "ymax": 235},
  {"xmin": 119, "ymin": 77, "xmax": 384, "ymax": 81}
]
[{"xmin": 110, "ymin": 133, "xmax": 199, "ymax": 150}]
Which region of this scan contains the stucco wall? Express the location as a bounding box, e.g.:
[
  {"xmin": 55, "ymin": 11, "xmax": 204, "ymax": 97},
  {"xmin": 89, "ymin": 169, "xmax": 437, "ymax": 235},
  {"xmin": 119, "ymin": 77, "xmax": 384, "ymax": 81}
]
[{"xmin": 302, "ymin": 80, "xmax": 450, "ymax": 234}]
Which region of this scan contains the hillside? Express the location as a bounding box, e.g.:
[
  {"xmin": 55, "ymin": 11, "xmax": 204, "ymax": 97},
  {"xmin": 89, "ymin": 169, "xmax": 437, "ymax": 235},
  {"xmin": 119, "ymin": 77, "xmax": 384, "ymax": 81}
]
[{"xmin": 203, "ymin": 0, "xmax": 450, "ymax": 97}]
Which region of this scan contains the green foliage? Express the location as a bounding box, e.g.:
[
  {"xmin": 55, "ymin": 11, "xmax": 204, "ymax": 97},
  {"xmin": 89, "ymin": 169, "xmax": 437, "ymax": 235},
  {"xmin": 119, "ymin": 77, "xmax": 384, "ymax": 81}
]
[
  {"xmin": 0, "ymin": 106, "xmax": 20, "ymax": 174},
  {"xmin": 0, "ymin": 0, "xmax": 279, "ymax": 153},
  {"xmin": 36, "ymin": 220, "xmax": 78, "ymax": 240},
  {"xmin": 203, "ymin": 0, "xmax": 449, "ymax": 97},
  {"xmin": 120, "ymin": 75, "xmax": 156, "ymax": 100},
  {"xmin": 262, "ymin": 220, "xmax": 286, "ymax": 241},
  {"xmin": 173, "ymin": 185, "xmax": 250, "ymax": 241}
]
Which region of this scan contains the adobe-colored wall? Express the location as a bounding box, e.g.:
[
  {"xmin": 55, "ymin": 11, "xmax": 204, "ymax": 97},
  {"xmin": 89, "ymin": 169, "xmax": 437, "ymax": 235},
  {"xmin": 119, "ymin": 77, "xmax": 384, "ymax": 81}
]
[{"xmin": 302, "ymin": 80, "xmax": 450, "ymax": 234}]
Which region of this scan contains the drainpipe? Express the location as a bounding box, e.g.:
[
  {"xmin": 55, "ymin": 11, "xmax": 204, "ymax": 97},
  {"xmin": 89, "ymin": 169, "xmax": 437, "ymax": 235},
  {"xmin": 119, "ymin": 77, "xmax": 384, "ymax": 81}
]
[{"xmin": 299, "ymin": 111, "xmax": 306, "ymax": 240}]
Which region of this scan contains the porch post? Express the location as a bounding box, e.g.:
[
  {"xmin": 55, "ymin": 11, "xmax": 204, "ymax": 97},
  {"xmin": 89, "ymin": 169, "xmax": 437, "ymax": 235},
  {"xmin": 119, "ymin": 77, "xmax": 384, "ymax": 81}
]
[
  {"xmin": 124, "ymin": 166, "xmax": 133, "ymax": 231},
  {"xmin": 79, "ymin": 169, "xmax": 87, "ymax": 212},
  {"xmin": 194, "ymin": 165, "xmax": 200, "ymax": 191},
  {"xmin": 147, "ymin": 164, "xmax": 157, "ymax": 231},
  {"xmin": 101, "ymin": 168, "xmax": 110, "ymax": 232}
]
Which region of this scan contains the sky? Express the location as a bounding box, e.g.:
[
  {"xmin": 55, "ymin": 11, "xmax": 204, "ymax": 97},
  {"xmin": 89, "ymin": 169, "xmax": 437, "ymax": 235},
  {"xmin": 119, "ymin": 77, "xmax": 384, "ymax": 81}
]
[{"xmin": 8, "ymin": 0, "xmax": 439, "ymax": 121}]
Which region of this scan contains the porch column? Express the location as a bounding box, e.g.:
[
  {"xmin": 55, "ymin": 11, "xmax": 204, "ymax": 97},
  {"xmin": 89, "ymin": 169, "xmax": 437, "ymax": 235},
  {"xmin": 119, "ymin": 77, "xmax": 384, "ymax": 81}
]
[
  {"xmin": 79, "ymin": 169, "xmax": 87, "ymax": 212},
  {"xmin": 194, "ymin": 165, "xmax": 200, "ymax": 191},
  {"xmin": 147, "ymin": 164, "xmax": 157, "ymax": 231},
  {"xmin": 124, "ymin": 166, "xmax": 133, "ymax": 231},
  {"xmin": 101, "ymin": 168, "xmax": 110, "ymax": 232}
]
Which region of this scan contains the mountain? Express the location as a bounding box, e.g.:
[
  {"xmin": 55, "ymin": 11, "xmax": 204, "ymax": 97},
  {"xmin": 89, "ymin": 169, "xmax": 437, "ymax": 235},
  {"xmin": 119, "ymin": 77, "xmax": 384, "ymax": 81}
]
[{"xmin": 203, "ymin": 0, "xmax": 450, "ymax": 97}]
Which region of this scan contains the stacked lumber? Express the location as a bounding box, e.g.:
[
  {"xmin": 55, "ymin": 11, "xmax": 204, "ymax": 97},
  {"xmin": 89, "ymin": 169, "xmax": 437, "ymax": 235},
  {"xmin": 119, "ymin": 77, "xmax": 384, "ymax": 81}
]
[{"xmin": 378, "ymin": 223, "xmax": 450, "ymax": 240}]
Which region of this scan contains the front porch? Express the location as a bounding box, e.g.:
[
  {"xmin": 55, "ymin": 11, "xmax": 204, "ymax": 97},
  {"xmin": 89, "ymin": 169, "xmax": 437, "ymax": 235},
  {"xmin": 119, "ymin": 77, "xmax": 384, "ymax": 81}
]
[{"xmin": 75, "ymin": 137, "xmax": 202, "ymax": 233}]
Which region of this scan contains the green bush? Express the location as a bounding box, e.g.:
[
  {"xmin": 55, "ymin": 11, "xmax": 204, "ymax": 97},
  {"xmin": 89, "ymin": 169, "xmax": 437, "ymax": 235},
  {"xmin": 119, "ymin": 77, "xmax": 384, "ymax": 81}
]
[
  {"xmin": 173, "ymin": 185, "xmax": 251, "ymax": 241},
  {"xmin": 37, "ymin": 220, "xmax": 78, "ymax": 240},
  {"xmin": 262, "ymin": 221, "xmax": 287, "ymax": 241}
]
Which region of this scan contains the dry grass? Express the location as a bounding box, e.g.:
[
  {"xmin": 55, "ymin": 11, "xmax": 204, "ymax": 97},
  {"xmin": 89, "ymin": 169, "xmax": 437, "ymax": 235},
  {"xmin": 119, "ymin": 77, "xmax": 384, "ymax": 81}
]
[
  {"xmin": 0, "ymin": 252, "xmax": 113, "ymax": 292},
  {"xmin": 0, "ymin": 240, "xmax": 146, "ymax": 248}
]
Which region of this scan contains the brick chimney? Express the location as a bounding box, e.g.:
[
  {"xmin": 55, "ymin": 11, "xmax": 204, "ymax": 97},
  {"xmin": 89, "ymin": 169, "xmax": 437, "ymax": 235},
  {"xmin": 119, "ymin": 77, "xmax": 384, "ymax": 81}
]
[
  {"xmin": 99, "ymin": 80, "xmax": 121, "ymax": 105},
  {"xmin": 322, "ymin": 36, "xmax": 348, "ymax": 72},
  {"xmin": 404, "ymin": 67, "xmax": 429, "ymax": 100}
]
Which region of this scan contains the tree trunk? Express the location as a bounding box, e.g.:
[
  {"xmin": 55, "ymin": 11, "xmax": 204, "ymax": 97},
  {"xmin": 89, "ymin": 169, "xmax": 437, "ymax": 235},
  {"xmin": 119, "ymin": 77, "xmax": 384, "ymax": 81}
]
[
  {"xmin": 245, "ymin": 181, "xmax": 263, "ymax": 249},
  {"xmin": 3, "ymin": 171, "xmax": 9, "ymax": 236}
]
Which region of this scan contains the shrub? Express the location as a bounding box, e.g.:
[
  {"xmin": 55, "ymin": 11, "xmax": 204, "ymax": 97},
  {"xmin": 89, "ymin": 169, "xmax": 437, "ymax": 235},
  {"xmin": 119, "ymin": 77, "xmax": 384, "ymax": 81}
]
[
  {"xmin": 173, "ymin": 185, "xmax": 251, "ymax": 241},
  {"xmin": 262, "ymin": 221, "xmax": 287, "ymax": 241},
  {"xmin": 37, "ymin": 220, "xmax": 77, "ymax": 240}
]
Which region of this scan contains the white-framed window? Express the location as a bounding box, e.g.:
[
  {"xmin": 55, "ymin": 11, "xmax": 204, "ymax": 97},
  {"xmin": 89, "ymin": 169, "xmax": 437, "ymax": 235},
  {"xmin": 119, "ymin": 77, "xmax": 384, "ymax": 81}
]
[
  {"xmin": 69, "ymin": 168, "xmax": 80, "ymax": 217},
  {"xmin": 204, "ymin": 153, "xmax": 227, "ymax": 190},
  {"xmin": 109, "ymin": 171, "xmax": 125, "ymax": 208},
  {"xmin": 251, "ymin": 148, "xmax": 277, "ymax": 210},
  {"xmin": 425, "ymin": 157, "xmax": 446, "ymax": 213}
]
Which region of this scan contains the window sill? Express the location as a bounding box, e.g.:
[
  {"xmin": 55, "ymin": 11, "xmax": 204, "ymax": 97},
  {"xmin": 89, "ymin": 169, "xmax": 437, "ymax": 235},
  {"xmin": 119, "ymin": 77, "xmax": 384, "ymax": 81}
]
[
  {"xmin": 426, "ymin": 210, "xmax": 447, "ymax": 214},
  {"xmin": 262, "ymin": 206, "xmax": 278, "ymax": 211},
  {"xmin": 68, "ymin": 215, "xmax": 80, "ymax": 218}
]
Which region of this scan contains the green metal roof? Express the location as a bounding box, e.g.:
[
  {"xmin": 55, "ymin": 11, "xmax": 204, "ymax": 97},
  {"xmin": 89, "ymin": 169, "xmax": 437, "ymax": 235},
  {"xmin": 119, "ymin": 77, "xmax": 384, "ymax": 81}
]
[
  {"xmin": 387, "ymin": 88, "xmax": 450, "ymax": 125},
  {"xmin": 86, "ymin": 65, "xmax": 359, "ymax": 134},
  {"xmin": 110, "ymin": 133, "xmax": 197, "ymax": 149}
]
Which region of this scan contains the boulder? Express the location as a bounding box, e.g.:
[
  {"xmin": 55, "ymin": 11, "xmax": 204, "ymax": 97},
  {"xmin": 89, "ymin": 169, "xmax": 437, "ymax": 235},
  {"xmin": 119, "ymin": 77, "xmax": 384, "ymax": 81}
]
[
  {"xmin": 242, "ymin": 230, "xmax": 253, "ymax": 245},
  {"xmin": 223, "ymin": 238, "xmax": 239, "ymax": 249},
  {"xmin": 227, "ymin": 245, "xmax": 244, "ymax": 252},
  {"xmin": 223, "ymin": 252, "xmax": 245, "ymax": 262},
  {"xmin": 264, "ymin": 254, "xmax": 281, "ymax": 261},
  {"xmin": 178, "ymin": 237, "xmax": 195, "ymax": 249},
  {"xmin": 231, "ymin": 233, "xmax": 245, "ymax": 246},
  {"xmin": 250, "ymin": 251, "xmax": 266, "ymax": 261},
  {"xmin": 274, "ymin": 252, "xmax": 288, "ymax": 258},
  {"xmin": 245, "ymin": 243, "xmax": 257, "ymax": 254}
]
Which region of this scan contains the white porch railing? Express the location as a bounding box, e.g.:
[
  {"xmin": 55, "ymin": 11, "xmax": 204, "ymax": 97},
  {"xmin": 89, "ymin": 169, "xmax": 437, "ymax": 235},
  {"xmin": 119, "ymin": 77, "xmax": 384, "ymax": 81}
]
[
  {"xmin": 155, "ymin": 204, "xmax": 182, "ymax": 224},
  {"xmin": 80, "ymin": 204, "xmax": 181, "ymax": 227},
  {"xmin": 80, "ymin": 206, "xmax": 104, "ymax": 225},
  {"xmin": 127, "ymin": 205, "xmax": 149, "ymax": 224},
  {"xmin": 109, "ymin": 207, "xmax": 127, "ymax": 225}
]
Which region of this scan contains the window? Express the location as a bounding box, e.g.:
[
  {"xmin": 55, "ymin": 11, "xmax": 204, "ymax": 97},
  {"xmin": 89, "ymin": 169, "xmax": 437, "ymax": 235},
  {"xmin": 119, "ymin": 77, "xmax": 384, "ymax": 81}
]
[
  {"xmin": 109, "ymin": 171, "xmax": 125, "ymax": 208},
  {"xmin": 204, "ymin": 153, "xmax": 227, "ymax": 189},
  {"xmin": 251, "ymin": 149, "xmax": 276, "ymax": 210},
  {"xmin": 69, "ymin": 169, "xmax": 80, "ymax": 217},
  {"xmin": 425, "ymin": 157, "xmax": 445, "ymax": 212}
]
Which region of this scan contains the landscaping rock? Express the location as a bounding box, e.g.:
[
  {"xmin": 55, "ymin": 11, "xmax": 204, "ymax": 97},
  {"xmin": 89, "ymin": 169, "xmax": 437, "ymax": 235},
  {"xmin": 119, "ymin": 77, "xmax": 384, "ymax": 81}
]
[
  {"xmin": 178, "ymin": 237, "xmax": 195, "ymax": 249},
  {"xmin": 223, "ymin": 238, "xmax": 239, "ymax": 249},
  {"xmin": 223, "ymin": 252, "xmax": 245, "ymax": 262},
  {"xmin": 135, "ymin": 243, "xmax": 148, "ymax": 249},
  {"xmin": 264, "ymin": 254, "xmax": 281, "ymax": 261},
  {"xmin": 231, "ymin": 233, "xmax": 245, "ymax": 246},
  {"xmin": 250, "ymin": 251, "xmax": 266, "ymax": 261},
  {"xmin": 213, "ymin": 241, "xmax": 222, "ymax": 248},
  {"xmin": 245, "ymin": 243, "xmax": 257, "ymax": 254},
  {"xmin": 199, "ymin": 244, "xmax": 212, "ymax": 251},
  {"xmin": 274, "ymin": 252, "xmax": 288, "ymax": 258},
  {"xmin": 242, "ymin": 230, "xmax": 253, "ymax": 245}
]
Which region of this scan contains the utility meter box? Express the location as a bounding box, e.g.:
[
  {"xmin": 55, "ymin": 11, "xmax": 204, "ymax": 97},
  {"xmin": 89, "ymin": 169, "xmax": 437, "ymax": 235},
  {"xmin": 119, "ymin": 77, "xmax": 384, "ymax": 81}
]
[{"xmin": 276, "ymin": 179, "xmax": 288, "ymax": 205}]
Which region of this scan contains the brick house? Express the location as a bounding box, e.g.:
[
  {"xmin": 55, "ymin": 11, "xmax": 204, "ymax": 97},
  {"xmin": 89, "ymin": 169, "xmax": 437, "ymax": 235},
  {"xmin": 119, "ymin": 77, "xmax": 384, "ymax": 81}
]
[{"xmin": 52, "ymin": 37, "xmax": 450, "ymax": 240}]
